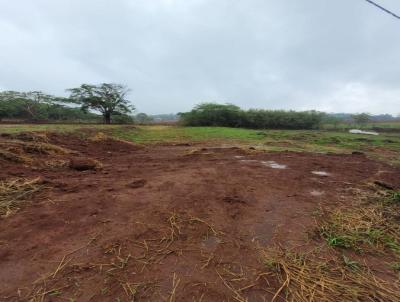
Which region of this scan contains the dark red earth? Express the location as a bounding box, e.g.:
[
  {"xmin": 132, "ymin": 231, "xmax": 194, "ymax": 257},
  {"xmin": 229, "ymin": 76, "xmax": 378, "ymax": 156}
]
[{"xmin": 0, "ymin": 133, "xmax": 399, "ymax": 301}]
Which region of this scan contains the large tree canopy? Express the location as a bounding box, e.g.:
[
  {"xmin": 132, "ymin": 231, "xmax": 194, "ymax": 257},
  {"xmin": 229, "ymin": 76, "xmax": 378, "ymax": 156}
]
[
  {"xmin": 68, "ymin": 83, "xmax": 134, "ymax": 124},
  {"xmin": 0, "ymin": 90, "xmax": 63, "ymax": 120}
]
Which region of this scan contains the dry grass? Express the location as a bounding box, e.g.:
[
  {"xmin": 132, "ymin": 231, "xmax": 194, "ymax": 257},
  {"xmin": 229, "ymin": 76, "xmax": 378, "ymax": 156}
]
[
  {"xmin": 0, "ymin": 177, "xmax": 46, "ymax": 216},
  {"xmin": 20, "ymin": 141, "xmax": 70, "ymax": 155},
  {"xmin": 44, "ymin": 159, "xmax": 70, "ymax": 169},
  {"xmin": 0, "ymin": 149, "xmax": 32, "ymax": 164},
  {"xmin": 88, "ymin": 131, "xmax": 109, "ymax": 142},
  {"xmin": 0, "ymin": 139, "xmax": 70, "ymax": 167},
  {"xmin": 318, "ymin": 188, "xmax": 400, "ymax": 256},
  {"xmin": 262, "ymin": 247, "xmax": 400, "ymax": 302}
]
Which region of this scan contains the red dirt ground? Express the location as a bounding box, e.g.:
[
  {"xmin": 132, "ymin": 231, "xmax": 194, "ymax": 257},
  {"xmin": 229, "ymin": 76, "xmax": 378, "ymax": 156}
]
[{"xmin": 0, "ymin": 133, "xmax": 399, "ymax": 301}]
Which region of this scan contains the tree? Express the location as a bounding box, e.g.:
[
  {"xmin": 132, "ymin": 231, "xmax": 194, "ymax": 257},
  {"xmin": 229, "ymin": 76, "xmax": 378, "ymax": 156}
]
[
  {"xmin": 0, "ymin": 90, "xmax": 58, "ymax": 120},
  {"xmin": 67, "ymin": 83, "xmax": 134, "ymax": 124},
  {"xmin": 135, "ymin": 113, "xmax": 153, "ymax": 124},
  {"xmin": 179, "ymin": 103, "xmax": 243, "ymax": 127},
  {"xmin": 352, "ymin": 113, "xmax": 370, "ymax": 127}
]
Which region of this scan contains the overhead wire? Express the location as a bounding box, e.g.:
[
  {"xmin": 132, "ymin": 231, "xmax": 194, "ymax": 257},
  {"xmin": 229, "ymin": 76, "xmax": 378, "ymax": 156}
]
[{"xmin": 363, "ymin": 0, "xmax": 400, "ymax": 20}]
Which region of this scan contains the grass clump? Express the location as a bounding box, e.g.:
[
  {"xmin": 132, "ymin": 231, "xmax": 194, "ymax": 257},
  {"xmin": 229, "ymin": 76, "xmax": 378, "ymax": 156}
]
[
  {"xmin": 319, "ymin": 206, "xmax": 400, "ymax": 254},
  {"xmin": 262, "ymin": 248, "xmax": 400, "ymax": 302},
  {"xmin": 0, "ymin": 177, "xmax": 46, "ymax": 216}
]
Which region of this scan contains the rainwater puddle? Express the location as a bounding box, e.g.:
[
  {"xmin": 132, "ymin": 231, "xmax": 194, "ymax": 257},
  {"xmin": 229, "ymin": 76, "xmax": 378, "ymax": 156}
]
[
  {"xmin": 238, "ymin": 158, "xmax": 287, "ymax": 169},
  {"xmin": 239, "ymin": 159, "xmax": 258, "ymax": 163},
  {"xmin": 312, "ymin": 171, "xmax": 331, "ymax": 176},
  {"xmin": 310, "ymin": 190, "xmax": 325, "ymax": 196},
  {"xmin": 261, "ymin": 161, "xmax": 287, "ymax": 169}
]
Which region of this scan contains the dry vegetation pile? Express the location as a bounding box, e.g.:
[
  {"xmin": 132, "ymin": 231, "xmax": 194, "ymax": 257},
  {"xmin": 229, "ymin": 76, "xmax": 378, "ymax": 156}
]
[
  {"xmin": 0, "ymin": 177, "xmax": 46, "ymax": 217},
  {"xmin": 0, "ymin": 132, "xmax": 104, "ymax": 172}
]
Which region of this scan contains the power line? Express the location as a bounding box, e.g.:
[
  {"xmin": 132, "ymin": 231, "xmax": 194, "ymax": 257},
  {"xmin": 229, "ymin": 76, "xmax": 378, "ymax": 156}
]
[{"xmin": 363, "ymin": 0, "xmax": 400, "ymax": 20}]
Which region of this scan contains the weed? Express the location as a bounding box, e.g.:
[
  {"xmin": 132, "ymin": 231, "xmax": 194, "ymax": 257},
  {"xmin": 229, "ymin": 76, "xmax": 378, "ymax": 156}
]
[
  {"xmin": 342, "ymin": 255, "xmax": 360, "ymax": 271},
  {"xmin": 391, "ymin": 262, "xmax": 400, "ymax": 272},
  {"xmin": 392, "ymin": 192, "xmax": 400, "ymax": 203},
  {"xmin": 319, "ymin": 203, "xmax": 400, "ymax": 255}
]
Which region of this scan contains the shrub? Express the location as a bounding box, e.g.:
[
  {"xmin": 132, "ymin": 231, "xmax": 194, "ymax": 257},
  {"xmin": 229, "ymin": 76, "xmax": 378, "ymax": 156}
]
[{"xmin": 179, "ymin": 103, "xmax": 324, "ymax": 130}]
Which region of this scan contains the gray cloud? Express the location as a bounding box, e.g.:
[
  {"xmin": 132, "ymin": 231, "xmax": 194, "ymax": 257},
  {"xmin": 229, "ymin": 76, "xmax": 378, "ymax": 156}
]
[{"xmin": 0, "ymin": 0, "xmax": 399, "ymax": 114}]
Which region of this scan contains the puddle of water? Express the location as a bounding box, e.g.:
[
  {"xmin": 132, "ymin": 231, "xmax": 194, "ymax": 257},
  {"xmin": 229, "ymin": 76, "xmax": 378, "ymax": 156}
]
[
  {"xmin": 310, "ymin": 190, "xmax": 324, "ymax": 196},
  {"xmin": 239, "ymin": 159, "xmax": 287, "ymax": 169},
  {"xmin": 239, "ymin": 159, "xmax": 258, "ymax": 163},
  {"xmin": 349, "ymin": 129, "xmax": 379, "ymax": 136},
  {"xmin": 234, "ymin": 156, "xmax": 245, "ymax": 159},
  {"xmin": 312, "ymin": 171, "xmax": 330, "ymax": 176},
  {"xmin": 262, "ymin": 161, "xmax": 287, "ymax": 169}
]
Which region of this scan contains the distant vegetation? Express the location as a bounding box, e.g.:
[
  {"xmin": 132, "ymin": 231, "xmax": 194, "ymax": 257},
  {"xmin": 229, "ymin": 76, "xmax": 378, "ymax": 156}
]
[
  {"xmin": 2, "ymin": 90, "xmax": 399, "ymax": 129},
  {"xmin": 179, "ymin": 103, "xmax": 325, "ymax": 130},
  {"xmin": 179, "ymin": 103, "xmax": 400, "ymax": 130},
  {"xmin": 0, "ymin": 84, "xmax": 135, "ymax": 124}
]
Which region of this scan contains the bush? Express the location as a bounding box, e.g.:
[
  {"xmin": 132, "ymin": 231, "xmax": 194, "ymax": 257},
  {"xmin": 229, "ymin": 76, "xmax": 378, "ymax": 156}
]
[
  {"xmin": 179, "ymin": 103, "xmax": 324, "ymax": 130},
  {"xmin": 112, "ymin": 114, "xmax": 135, "ymax": 124}
]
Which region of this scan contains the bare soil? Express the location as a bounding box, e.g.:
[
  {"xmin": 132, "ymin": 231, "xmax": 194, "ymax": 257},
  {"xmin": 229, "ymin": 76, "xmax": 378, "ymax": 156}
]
[{"xmin": 0, "ymin": 133, "xmax": 399, "ymax": 301}]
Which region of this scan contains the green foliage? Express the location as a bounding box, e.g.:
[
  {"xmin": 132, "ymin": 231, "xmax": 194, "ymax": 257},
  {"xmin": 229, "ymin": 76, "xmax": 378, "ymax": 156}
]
[
  {"xmin": 392, "ymin": 192, "xmax": 400, "ymax": 203},
  {"xmin": 179, "ymin": 103, "xmax": 244, "ymax": 127},
  {"xmin": 391, "ymin": 262, "xmax": 400, "ymax": 272},
  {"xmin": 352, "ymin": 113, "xmax": 371, "ymax": 126},
  {"xmin": 68, "ymin": 83, "xmax": 134, "ymax": 124},
  {"xmin": 179, "ymin": 103, "xmax": 324, "ymax": 130},
  {"xmin": 112, "ymin": 114, "xmax": 135, "ymax": 124},
  {"xmin": 0, "ymin": 90, "xmax": 100, "ymax": 122},
  {"xmin": 135, "ymin": 113, "xmax": 154, "ymax": 124},
  {"xmin": 342, "ymin": 255, "xmax": 361, "ymax": 271},
  {"xmin": 243, "ymin": 109, "xmax": 324, "ymax": 129}
]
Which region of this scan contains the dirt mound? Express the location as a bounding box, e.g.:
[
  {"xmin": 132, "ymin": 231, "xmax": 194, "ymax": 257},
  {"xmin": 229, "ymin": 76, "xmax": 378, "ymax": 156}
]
[
  {"xmin": 0, "ymin": 132, "xmax": 125, "ymax": 178},
  {"xmin": 0, "ymin": 134, "xmax": 399, "ymax": 301},
  {"xmin": 69, "ymin": 158, "xmax": 102, "ymax": 171}
]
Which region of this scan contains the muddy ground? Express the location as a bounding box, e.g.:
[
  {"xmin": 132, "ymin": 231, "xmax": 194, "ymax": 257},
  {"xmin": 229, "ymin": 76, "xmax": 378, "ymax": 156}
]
[{"xmin": 0, "ymin": 132, "xmax": 399, "ymax": 301}]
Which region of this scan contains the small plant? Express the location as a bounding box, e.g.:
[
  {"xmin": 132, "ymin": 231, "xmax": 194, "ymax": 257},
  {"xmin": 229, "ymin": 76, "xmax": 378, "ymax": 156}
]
[
  {"xmin": 342, "ymin": 255, "xmax": 360, "ymax": 271},
  {"xmin": 393, "ymin": 192, "xmax": 400, "ymax": 203},
  {"xmin": 319, "ymin": 205, "xmax": 400, "ymax": 256},
  {"xmin": 391, "ymin": 263, "xmax": 400, "ymax": 272}
]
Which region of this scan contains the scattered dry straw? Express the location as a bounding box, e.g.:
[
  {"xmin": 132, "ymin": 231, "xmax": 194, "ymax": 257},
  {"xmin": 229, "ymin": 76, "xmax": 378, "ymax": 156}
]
[
  {"xmin": 262, "ymin": 247, "xmax": 400, "ymax": 302},
  {"xmin": 318, "ymin": 188, "xmax": 400, "ymax": 255},
  {"xmin": 0, "ymin": 149, "xmax": 32, "ymax": 164},
  {"xmin": 0, "ymin": 177, "xmax": 46, "ymax": 216}
]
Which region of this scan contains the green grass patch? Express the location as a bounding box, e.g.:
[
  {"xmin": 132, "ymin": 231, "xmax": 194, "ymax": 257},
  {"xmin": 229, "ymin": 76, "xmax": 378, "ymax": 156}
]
[{"xmin": 111, "ymin": 126, "xmax": 266, "ymax": 143}]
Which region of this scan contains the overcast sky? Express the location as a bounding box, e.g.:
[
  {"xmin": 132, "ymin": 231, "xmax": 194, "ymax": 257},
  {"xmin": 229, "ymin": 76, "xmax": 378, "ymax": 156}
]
[{"xmin": 0, "ymin": 0, "xmax": 399, "ymax": 115}]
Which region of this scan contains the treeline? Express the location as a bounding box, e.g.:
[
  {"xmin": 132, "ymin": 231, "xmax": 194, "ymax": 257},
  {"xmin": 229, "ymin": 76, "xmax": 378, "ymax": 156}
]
[
  {"xmin": 0, "ymin": 93, "xmax": 100, "ymax": 122},
  {"xmin": 179, "ymin": 103, "xmax": 325, "ymax": 129},
  {"xmin": 0, "ymin": 85, "xmax": 135, "ymax": 124}
]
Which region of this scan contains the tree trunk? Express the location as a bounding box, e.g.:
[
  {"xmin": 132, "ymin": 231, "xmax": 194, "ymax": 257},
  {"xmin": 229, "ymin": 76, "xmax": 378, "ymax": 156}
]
[{"xmin": 104, "ymin": 112, "xmax": 111, "ymax": 124}]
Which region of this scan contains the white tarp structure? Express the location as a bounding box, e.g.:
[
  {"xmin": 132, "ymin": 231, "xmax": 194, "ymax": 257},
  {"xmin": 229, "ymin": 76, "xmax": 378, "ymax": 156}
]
[{"xmin": 349, "ymin": 129, "xmax": 379, "ymax": 136}]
